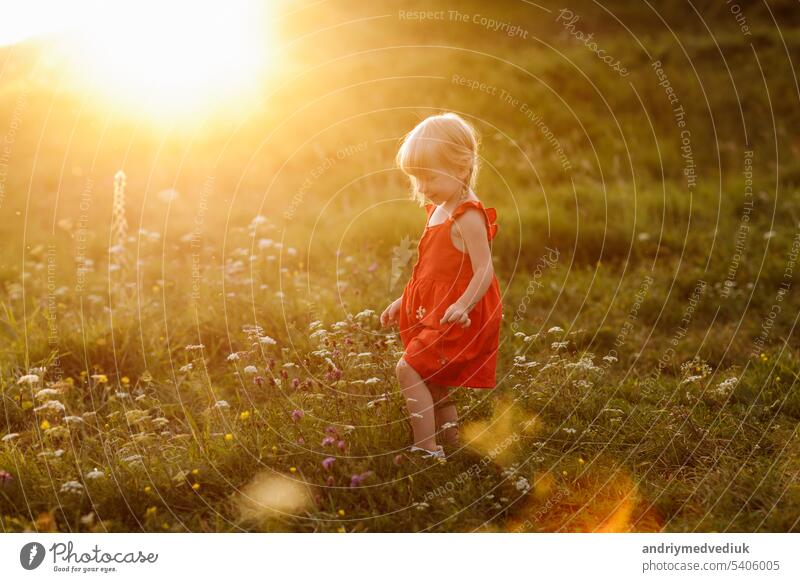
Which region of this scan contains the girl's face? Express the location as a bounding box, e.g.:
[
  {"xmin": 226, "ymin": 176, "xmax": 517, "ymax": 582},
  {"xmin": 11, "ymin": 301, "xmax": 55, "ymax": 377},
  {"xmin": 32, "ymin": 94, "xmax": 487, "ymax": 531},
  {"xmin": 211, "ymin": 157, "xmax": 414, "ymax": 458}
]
[{"xmin": 414, "ymin": 166, "xmax": 467, "ymax": 205}]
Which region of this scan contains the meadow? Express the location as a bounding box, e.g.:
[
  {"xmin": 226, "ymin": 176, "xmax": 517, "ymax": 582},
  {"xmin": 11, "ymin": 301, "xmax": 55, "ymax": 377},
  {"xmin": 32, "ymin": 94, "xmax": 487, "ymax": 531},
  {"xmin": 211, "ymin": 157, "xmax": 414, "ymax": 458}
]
[{"xmin": 0, "ymin": 0, "xmax": 799, "ymax": 532}]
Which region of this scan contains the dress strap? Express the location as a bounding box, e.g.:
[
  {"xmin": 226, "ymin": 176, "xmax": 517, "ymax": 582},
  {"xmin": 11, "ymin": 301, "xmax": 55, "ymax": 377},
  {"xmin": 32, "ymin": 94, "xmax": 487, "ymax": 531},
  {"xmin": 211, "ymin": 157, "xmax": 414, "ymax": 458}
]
[{"xmin": 448, "ymin": 200, "xmax": 499, "ymax": 241}]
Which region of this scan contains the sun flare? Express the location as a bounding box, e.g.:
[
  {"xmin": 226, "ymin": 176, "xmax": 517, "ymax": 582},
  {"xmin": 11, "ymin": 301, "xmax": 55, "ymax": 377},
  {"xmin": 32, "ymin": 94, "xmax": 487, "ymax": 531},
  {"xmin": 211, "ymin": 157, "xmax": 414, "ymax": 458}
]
[{"xmin": 4, "ymin": 0, "xmax": 276, "ymax": 120}]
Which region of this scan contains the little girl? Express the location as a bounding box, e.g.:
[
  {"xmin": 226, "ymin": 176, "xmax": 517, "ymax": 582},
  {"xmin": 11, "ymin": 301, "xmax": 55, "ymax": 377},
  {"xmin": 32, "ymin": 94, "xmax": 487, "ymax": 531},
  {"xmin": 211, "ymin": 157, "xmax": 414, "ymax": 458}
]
[{"xmin": 380, "ymin": 112, "xmax": 502, "ymax": 460}]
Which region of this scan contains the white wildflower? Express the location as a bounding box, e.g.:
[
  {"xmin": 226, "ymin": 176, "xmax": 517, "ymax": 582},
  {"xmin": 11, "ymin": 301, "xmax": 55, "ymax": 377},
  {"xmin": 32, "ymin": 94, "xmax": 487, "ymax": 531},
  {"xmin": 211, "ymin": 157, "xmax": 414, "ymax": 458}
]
[
  {"xmin": 259, "ymin": 335, "xmax": 277, "ymax": 345},
  {"xmin": 243, "ymin": 365, "xmax": 258, "ymax": 375},
  {"xmin": 602, "ymin": 354, "xmax": 618, "ymax": 364},
  {"xmin": 682, "ymin": 375, "xmax": 703, "ymax": 385},
  {"xmin": 214, "ymin": 400, "xmax": 230, "ymax": 410},
  {"xmin": 364, "ymin": 377, "xmax": 380, "ymax": 385},
  {"xmin": 85, "ymin": 468, "xmax": 105, "ymax": 480},
  {"xmin": 64, "ymin": 416, "xmax": 85, "ymax": 425},
  {"xmin": 551, "ymin": 341, "xmax": 569, "ymax": 351},
  {"xmin": 563, "ymin": 427, "xmax": 577, "ymax": 434},
  {"xmin": 179, "ymin": 363, "xmax": 193, "ymax": 373},
  {"xmin": 308, "ymin": 320, "xmax": 323, "ymax": 330},
  {"xmin": 2, "ymin": 433, "xmax": 20, "ymax": 442},
  {"xmin": 60, "ymin": 481, "xmax": 84, "ymax": 495},
  {"xmin": 185, "ymin": 344, "xmax": 205, "ymax": 351},
  {"xmin": 547, "ymin": 326, "xmax": 564, "ymax": 334},
  {"xmin": 17, "ymin": 374, "xmax": 39, "ymax": 385},
  {"xmin": 355, "ymin": 309, "xmax": 375, "ymax": 320},
  {"xmin": 226, "ymin": 353, "xmax": 240, "ymax": 361},
  {"xmin": 515, "ymin": 476, "xmax": 531, "ymax": 493},
  {"xmin": 34, "ymin": 388, "xmax": 60, "ymax": 400},
  {"xmin": 34, "ymin": 400, "xmax": 65, "ymax": 413}
]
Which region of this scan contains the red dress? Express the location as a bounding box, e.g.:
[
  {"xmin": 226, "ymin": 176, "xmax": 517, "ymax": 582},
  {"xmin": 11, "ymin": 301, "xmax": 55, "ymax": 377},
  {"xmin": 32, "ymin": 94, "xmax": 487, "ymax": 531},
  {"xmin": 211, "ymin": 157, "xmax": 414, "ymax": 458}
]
[{"xmin": 398, "ymin": 199, "xmax": 502, "ymax": 388}]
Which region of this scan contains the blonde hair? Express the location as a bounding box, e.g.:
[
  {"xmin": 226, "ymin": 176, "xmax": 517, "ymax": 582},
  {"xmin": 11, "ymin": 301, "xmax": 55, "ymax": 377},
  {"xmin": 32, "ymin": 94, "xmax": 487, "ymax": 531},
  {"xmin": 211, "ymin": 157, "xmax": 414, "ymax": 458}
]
[{"xmin": 395, "ymin": 112, "xmax": 480, "ymax": 206}]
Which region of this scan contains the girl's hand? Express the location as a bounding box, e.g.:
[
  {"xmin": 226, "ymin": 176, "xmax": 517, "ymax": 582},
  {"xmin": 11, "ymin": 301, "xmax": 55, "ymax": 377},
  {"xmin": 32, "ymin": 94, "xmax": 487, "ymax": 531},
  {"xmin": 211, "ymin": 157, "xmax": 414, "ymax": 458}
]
[
  {"xmin": 380, "ymin": 298, "xmax": 402, "ymax": 328},
  {"xmin": 440, "ymin": 302, "xmax": 471, "ymax": 328}
]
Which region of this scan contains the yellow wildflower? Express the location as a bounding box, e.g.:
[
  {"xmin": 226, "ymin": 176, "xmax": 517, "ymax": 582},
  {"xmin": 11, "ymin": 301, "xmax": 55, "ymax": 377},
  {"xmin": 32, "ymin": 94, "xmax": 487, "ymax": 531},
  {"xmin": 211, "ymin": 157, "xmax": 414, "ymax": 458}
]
[
  {"xmin": 145, "ymin": 506, "xmax": 157, "ymax": 518},
  {"xmin": 121, "ymin": 376, "xmax": 130, "ymax": 385},
  {"xmin": 40, "ymin": 420, "xmax": 51, "ymax": 430},
  {"xmin": 144, "ymin": 486, "xmax": 152, "ymax": 494},
  {"xmin": 224, "ymin": 433, "xmax": 234, "ymax": 442},
  {"xmin": 337, "ymin": 509, "xmax": 345, "ymax": 517},
  {"xmin": 239, "ymin": 410, "xmax": 250, "ymax": 422},
  {"xmin": 192, "ymin": 483, "xmax": 201, "ymax": 491},
  {"xmin": 289, "ymin": 467, "xmax": 297, "ymax": 473}
]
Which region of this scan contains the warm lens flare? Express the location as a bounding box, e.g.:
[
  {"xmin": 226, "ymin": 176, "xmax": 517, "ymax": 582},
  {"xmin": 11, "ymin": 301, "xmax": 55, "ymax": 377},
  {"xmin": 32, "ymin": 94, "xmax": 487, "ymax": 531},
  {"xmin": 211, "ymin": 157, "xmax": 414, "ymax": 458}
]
[{"xmin": 4, "ymin": 0, "xmax": 275, "ymax": 120}]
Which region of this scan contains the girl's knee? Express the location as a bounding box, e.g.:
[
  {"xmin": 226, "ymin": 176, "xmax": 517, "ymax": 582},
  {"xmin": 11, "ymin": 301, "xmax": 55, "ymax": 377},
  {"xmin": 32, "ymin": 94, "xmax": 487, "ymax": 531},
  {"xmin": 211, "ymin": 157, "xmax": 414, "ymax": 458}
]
[{"xmin": 395, "ymin": 357, "xmax": 413, "ymax": 381}]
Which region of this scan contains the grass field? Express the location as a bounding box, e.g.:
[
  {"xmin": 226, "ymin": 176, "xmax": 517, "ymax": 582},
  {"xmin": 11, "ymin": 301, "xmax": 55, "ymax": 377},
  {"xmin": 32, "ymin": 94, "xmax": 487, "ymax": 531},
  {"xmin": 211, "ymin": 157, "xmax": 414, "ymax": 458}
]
[{"xmin": 0, "ymin": 0, "xmax": 799, "ymax": 532}]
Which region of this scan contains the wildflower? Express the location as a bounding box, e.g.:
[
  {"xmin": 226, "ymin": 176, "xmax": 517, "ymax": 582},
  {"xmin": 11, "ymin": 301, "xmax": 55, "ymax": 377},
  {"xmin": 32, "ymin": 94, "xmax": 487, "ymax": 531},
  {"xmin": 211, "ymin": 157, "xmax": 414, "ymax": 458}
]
[
  {"xmin": 34, "ymin": 400, "xmax": 65, "ymax": 413},
  {"xmin": 337, "ymin": 440, "xmax": 347, "ymax": 451},
  {"xmin": 547, "ymin": 326, "xmax": 564, "ymax": 334},
  {"xmin": 602, "ymin": 354, "xmax": 618, "ymax": 364},
  {"xmin": 2, "ymin": 433, "xmax": 20, "ymax": 442},
  {"xmin": 337, "ymin": 509, "xmax": 346, "ymax": 517},
  {"xmin": 224, "ymin": 433, "xmax": 234, "ymax": 442},
  {"xmin": 563, "ymin": 428, "xmax": 577, "ymax": 434},
  {"xmin": 289, "ymin": 467, "xmax": 297, "ymax": 473},
  {"xmin": 322, "ymin": 457, "xmax": 335, "ymax": 471},
  {"xmin": 17, "ymin": 374, "xmax": 39, "ymax": 384},
  {"xmin": 34, "ymin": 388, "xmax": 60, "ymax": 400},
  {"xmin": 227, "ymin": 353, "xmax": 240, "ymax": 361},
  {"xmin": 185, "ymin": 344, "xmax": 205, "ymax": 351},
  {"xmin": 355, "ymin": 309, "xmax": 375, "ymax": 319},
  {"xmin": 551, "ymin": 341, "xmax": 569, "ymax": 351},
  {"xmin": 179, "ymin": 363, "xmax": 193, "ymax": 373},
  {"xmin": 214, "ymin": 400, "xmax": 230, "ymax": 410},
  {"xmin": 145, "ymin": 506, "xmax": 157, "ymax": 518},
  {"xmin": 144, "ymin": 486, "xmax": 152, "ymax": 493},
  {"xmin": 682, "ymin": 375, "xmax": 703, "ymax": 385},
  {"xmin": 349, "ymin": 471, "xmax": 373, "ymax": 487},
  {"xmin": 715, "ymin": 377, "xmax": 739, "ymax": 395},
  {"xmin": 291, "ymin": 409, "xmax": 304, "ymax": 422},
  {"xmin": 515, "ymin": 476, "xmax": 531, "ymax": 493},
  {"xmin": 85, "ymin": 468, "xmax": 104, "ymax": 480},
  {"xmin": 239, "ymin": 410, "xmax": 251, "ymax": 421},
  {"xmin": 192, "ymin": 483, "xmax": 201, "ymax": 491},
  {"xmin": 414, "ymin": 501, "xmax": 430, "ymax": 511},
  {"xmin": 393, "ymin": 454, "xmax": 405, "ymax": 466},
  {"xmin": 243, "ymin": 365, "xmax": 258, "ymax": 375},
  {"xmin": 40, "ymin": 420, "xmax": 51, "ymax": 430},
  {"xmin": 60, "ymin": 481, "xmax": 84, "ymax": 495},
  {"xmin": 91, "ymin": 374, "xmax": 108, "ymax": 383},
  {"xmin": 0, "ymin": 470, "xmax": 12, "ymax": 486},
  {"xmin": 321, "ymin": 436, "xmax": 336, "ymax": 447}
]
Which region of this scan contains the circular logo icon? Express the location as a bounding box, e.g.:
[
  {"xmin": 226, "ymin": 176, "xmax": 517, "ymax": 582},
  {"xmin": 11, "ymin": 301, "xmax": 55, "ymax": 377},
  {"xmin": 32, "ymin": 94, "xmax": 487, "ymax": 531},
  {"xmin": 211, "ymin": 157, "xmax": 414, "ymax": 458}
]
[{"xmin": 20, "ymin": 542, "xmax": 46, "ymax": 570}]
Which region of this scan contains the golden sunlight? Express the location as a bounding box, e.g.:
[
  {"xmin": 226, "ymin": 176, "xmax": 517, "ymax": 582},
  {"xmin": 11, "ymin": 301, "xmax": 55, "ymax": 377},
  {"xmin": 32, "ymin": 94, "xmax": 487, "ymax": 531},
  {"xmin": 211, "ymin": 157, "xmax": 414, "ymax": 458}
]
[{"xmin": 4, "ymin": 0, "xmax": 276, "ymax": 119}]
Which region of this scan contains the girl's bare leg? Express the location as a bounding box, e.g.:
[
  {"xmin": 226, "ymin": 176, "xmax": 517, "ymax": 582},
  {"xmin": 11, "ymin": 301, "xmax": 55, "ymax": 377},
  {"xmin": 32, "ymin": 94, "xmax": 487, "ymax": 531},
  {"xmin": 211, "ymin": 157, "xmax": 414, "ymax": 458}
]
[
  {"xmin": 395, "ymin": 357, "xmax": 438, "ymax": 451},
  {"xmin": 429, "ymin": 383, "xmax": 460, "ymax": 447}
]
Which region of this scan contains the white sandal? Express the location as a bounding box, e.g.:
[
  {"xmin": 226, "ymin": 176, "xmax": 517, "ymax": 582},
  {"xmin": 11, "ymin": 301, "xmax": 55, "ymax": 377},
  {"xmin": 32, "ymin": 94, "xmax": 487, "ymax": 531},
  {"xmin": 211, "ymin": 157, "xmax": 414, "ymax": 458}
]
[{"xmin": 409, "ymin": 445, "xmax": 446, "ymax": 460}]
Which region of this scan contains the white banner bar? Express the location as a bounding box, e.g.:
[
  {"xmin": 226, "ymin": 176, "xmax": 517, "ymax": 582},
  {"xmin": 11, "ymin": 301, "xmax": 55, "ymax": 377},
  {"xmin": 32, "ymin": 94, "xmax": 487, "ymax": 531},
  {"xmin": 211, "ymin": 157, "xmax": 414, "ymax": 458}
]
[{"xmin": 2, "ymin": 533, "xmax": 797, "ymax": 581}]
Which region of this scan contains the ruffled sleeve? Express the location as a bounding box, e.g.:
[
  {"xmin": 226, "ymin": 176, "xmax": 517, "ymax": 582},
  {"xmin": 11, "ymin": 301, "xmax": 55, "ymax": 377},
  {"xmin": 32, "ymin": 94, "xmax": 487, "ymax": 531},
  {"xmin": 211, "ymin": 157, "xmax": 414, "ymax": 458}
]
[{"xmin": 451, "ymin": 201, "xmax": 499, "ymax": 241}]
